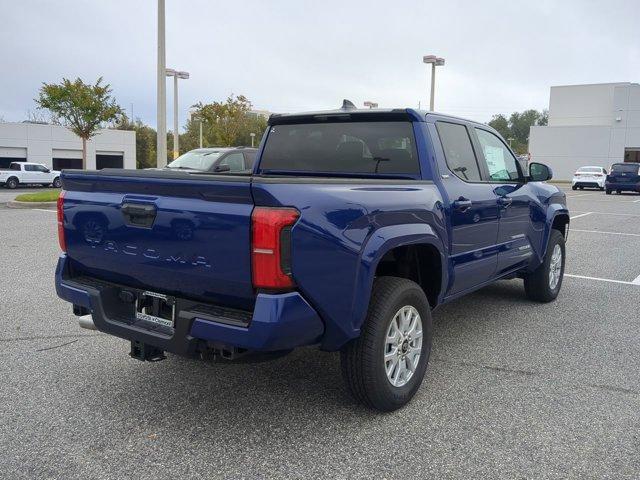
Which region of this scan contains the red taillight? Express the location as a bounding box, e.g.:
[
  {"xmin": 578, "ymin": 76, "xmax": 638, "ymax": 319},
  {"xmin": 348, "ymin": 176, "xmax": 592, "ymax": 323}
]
[
  {"xmin": 251, "ymin": 207, "xmax": 299, "ymax": 289},
  {"xmin": 57, "ymin": 190, "xmax": 66, "ymax": 252}
]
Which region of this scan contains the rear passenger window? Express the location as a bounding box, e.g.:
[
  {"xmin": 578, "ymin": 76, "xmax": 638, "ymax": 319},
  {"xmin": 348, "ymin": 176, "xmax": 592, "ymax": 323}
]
[{"xmin": 436, "ymin": 122, "xmax": 481, "ymax": 182}]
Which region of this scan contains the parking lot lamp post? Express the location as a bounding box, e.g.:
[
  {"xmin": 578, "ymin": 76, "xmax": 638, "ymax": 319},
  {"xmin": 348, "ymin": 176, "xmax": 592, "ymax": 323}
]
[
  {"xmin": 250, "ymin": 132, "xmax": 256, "ymax": 147},
  {"xmin": 199, "ymin": 120, "xmax": 203, "ymax": 148},
  {"xmin": 157, "ymin": 0, "xmax": 167, "ymax": 167},
  {"xmin": 166, "ymin": 69, "xmax": 190, "ymax": 159},
  {"xmin": 422, "ymin": 55, "xmax": 445, "ymax": 111},
  {"xmin": 508, "ymin": 137, "xmax": 514, "ymax": 148}
]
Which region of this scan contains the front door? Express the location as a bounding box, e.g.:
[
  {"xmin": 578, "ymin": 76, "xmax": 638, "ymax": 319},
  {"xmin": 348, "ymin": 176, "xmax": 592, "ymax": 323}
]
[
  {"xmin": 433, "ymin": 121, "xmax": 500, "ymax": 296},
  {"xmin": 472, "ymin": 127, "xmax": 543, "ymax": 274}
]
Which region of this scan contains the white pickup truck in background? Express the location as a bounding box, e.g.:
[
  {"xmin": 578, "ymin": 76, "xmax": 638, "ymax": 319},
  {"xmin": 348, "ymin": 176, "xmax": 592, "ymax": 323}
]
[{"xmin": 0, "ymin": 162, "xmax": 62, "ymax": 189}]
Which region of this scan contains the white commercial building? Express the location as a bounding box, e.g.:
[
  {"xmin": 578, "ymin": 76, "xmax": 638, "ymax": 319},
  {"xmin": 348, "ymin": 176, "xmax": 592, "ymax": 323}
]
[
  {"xmin": 0, "ymin": 122, "xmax": 136, "ymax": 170},
  {"xmin": 529, "ymin": 82, "xmax": 640, "ymax": 180}
]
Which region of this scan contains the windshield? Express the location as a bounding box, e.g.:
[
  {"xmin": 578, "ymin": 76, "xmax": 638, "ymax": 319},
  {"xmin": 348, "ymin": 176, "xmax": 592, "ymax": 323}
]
[
  {"xmin": 611, "ymin": 163, "xmax": 639, "ymax": 174},
  {"xmin": 577, "ymin": 167, "xmax": 601, "ymax": 173},
  {"xmin": 166, "ymin": 150, "xmax": 222, "ymax": 171}
]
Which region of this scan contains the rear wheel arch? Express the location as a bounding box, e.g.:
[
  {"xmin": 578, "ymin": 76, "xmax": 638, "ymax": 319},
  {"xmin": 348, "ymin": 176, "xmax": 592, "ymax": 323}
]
[{"xmin": 374, "ymin": 243, "xmax": 443, "ymax": 309}]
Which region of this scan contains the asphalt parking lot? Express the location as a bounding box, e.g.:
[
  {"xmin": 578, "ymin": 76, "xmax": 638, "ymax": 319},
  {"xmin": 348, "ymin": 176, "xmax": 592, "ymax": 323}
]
[{"xmin": 1, "ymin": 187, "xmax": 639, "ymax": 479}]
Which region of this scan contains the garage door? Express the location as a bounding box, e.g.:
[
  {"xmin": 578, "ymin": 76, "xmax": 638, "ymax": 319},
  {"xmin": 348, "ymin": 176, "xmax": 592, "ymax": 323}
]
[
  {"xmin": 53, "ymin": 158, "xmax": 83, "ymax": 170},
  {"xmin": 96, "ymin": 154, "xmax": 124, "ymax": 170},
  {"xmin": 0, "ymin": 147, "xmax": 28, "ymax": 168}
]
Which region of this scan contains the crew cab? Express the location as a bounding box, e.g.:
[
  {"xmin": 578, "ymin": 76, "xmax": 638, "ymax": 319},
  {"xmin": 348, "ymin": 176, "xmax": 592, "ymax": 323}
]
[
  {"xmin": 0, "ymin": 162, "xmax": 62, "ymax": 189},
  {"xmin": 605, "ymin": 162, "xmax": 640, "ymax": 195},
  {"xmin": 55, "ymin": 106, "xmax": 569, "ymax": 411}
]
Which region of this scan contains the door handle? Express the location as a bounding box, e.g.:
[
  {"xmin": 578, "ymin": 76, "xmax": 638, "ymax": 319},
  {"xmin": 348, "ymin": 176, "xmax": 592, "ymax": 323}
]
[
  {"xmin": 453, "ymin": 197, "xmax": 473, "ymax": 212},
  {"xmin": 497, "ymin": 196, "xmax": 513, "ymax": 208}
]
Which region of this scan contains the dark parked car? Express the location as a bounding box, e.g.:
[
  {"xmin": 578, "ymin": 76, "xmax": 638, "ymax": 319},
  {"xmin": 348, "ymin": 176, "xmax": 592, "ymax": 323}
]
[
  {"xmin": 164, "ymin": 147, "xmax": 257, "ymax": 173},
  {"xmin": 605, "ymin": 162, "xmax": 640, "ymax": 194}
]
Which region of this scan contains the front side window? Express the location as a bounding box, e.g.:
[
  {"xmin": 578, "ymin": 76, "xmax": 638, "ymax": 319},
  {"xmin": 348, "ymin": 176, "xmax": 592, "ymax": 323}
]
[
  {"xmin": 436, "ymin": 122, "xmax": 481, "ymax": 182},
  {"xmin": 218, "ymin": 152, "xmax": 245, "ymax": 172},
  {"xmin": 260, "ymin": 122, "xmax": 419, "ymax": 175},
  {"xmin": 475, "ymin": 128, "xmax": 521, "ymax": 182}
]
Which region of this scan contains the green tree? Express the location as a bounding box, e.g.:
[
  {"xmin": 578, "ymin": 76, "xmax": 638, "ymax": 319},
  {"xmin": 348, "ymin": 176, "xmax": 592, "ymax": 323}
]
[
  {"xmin": 488, "ymin": 114, "xmax": 510, "ymax": 140},
  {"xmin": 116, "ymin": 115, "xmax": 157, "ymax": 169},
  {"xmin": 186, "ymin": 95, "xmax": 268, "ymax": 149},
  {"xmin": 487, "ymin": 109, "xmax": 548, "ymax": 155},
  {"xmin": 36, "ymin": 77, "xmax": 123, "ymax": 168}
]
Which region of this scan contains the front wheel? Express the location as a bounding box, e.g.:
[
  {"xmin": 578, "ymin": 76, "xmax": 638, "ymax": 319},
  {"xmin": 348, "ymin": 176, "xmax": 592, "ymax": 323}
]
[
  {"xmin": 340, "ymin": 276, "xmax": 433, "ymax": 411},
  {"xmin": 606, "ymin": 189, "xmax": 611, "ymax": 195},
  {"xmin": 523, "ymin": 230, "xmax": 565, "ymax": 302},
  {"xmin": 52, "ymin": 177, "xmax": 61, "ymax": 188}
]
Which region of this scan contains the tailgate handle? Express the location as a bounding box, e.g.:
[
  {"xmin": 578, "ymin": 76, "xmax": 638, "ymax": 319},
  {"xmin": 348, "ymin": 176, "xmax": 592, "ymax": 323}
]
[{"xmin": 121, "ymin": 203, "xmax": 157, "ymax": 228}]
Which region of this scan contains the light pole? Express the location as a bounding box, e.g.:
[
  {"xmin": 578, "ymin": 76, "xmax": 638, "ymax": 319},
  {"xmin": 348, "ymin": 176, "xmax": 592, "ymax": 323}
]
[
  {"xmin": 363, "ymin": 101, "xmax": 378, "ymax": 109},
  {"xmin": 199, "ymin": 119, "xmax": 203, "ymax": 148},
  {"xmin": 422, "ymin": 55, "xmax": 445, "ymax": 111},
  {"xmin": 508, "ymin": 137, "xmax": 514, "ymax": 148},
  {"xmin": 166, "ymin": 68, "xmax": 190, "ymax": 159},
  {"xmin": 250, "ymin": 132, "xmax": 256, "ymax": 147},
  {"xmin": 157, "ymin": 0, "xmax": 167, "ymax": 167}
]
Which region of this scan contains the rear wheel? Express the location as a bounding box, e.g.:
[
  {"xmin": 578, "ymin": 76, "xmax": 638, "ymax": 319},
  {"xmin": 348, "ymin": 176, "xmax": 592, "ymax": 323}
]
[
  {"xmin": 340, "ymin": 277, "xmax": 432, "ymax": 412},
  {"xmin": 617, "ymin": 190, "xmax": 622, "ymax": 194},
  {"xmin": 52, "ymin": 177, "xmax": 61, "ymax": 188},
  {"xmin": 606, "ymin": 189, "xmax": 611, "ymax": 195},
  {"xmin": 6, "ymin": 177, "xmax": 18, "ymax": 189},
  {"xmin": 571, "ymin": 185, "xmax": 577, "ymax": 191},
  {"xmin": 524, "ymin": 230, "xmax": 565, "ymax": 303}
]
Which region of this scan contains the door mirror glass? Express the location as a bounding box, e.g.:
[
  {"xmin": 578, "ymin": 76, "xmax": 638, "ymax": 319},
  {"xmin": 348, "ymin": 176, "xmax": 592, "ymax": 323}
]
[{"xmin": 529, "ymin": 162, "xmax": 552, "ymax": 182}]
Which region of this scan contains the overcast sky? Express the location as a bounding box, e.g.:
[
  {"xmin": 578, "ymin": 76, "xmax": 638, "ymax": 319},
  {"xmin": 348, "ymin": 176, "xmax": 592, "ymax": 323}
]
[{"xmin": 1, "ymin": 0, "xmax": 638, "ymax": 129}]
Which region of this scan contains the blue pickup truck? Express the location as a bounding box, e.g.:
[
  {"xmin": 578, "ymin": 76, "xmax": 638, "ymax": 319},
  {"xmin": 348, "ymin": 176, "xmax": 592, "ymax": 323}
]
[{"xmin": 55, "ymin": 106, "xmax": 569, "ymax": 411}]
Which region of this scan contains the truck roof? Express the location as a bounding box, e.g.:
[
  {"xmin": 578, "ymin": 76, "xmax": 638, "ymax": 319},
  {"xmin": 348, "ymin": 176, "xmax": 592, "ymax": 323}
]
[{"xmin": 268, "ymin": 107, "xmax": 487, "ymax": 128}]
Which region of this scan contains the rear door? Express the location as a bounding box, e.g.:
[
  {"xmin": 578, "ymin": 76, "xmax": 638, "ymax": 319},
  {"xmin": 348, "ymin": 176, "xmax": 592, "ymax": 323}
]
[{"xmin": 433, "ymin": 121, "xmax": 500, "ymax": 295}]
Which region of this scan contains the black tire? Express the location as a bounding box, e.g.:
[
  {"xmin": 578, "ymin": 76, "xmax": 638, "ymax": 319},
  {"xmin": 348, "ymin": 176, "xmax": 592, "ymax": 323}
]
[
  {"xmin": 579, "ymin": 186, "xmax": 584, "ymax": 190},
  {"xmin": 340, "ymin": 276, "xmax": 433, "ymax": 412},
  {"xmin": 523, "ymin": 230, "xmax": 565, "ymax": 303},
  {"xmin": 606, "ymin": 189, "xmax": 611, "ymax": 195},
  {"xmin": 617, "ymin": 190, "xmax": 622, "ymax": 194},
  {"xmin": 6, "ymin": 177, "xmax": 18, "ymax": 189},
  {"xmin": 571, "ymin": 185, "xmax": 577, "ymax": 191},
  {"xmin": 599, "ymin": 187, "xmax": 605, "ymax": 191},
  {"xmin": 52, "ymin": 177, "xmax": 61, "ymax": 188}
]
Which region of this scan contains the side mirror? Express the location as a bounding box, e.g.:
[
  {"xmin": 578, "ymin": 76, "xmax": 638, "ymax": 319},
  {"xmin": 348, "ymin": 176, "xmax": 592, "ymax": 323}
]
[
  {"xmin": 44, "ymin": 169, "xmax": 50, "ymax": 173},
  {"xmin": 529, "ymin": 162, "xmax": 552, "ymax": 182},
  {"xmin": 214, "ymin": 164, "xmax": 231, "ymax": 173}
]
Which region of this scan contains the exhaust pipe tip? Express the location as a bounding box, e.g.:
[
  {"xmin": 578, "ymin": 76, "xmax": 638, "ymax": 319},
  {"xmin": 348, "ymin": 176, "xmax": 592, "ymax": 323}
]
[{"xmin": 78, "ymin": 314, "xmax": 97, "ymax": 331}]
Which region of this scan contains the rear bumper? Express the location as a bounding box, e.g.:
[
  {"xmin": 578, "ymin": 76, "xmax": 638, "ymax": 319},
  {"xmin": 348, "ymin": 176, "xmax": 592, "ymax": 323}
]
[
  {"xmin": 55, "ymin": 254, "xmax": 324, "ymax": 355},
  {"xmin": 605, "ymin": 181, "xmax": 640, "ymax": 191},
  {"xmin": 572, "ymin": 178, "xmax": 605, "ymax": 188}
]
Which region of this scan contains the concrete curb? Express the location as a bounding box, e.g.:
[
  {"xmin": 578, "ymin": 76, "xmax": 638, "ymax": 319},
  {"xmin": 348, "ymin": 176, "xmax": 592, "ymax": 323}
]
[{"xmin": 7, "ymin": 200, "xmax": 57, "ymax": 209}]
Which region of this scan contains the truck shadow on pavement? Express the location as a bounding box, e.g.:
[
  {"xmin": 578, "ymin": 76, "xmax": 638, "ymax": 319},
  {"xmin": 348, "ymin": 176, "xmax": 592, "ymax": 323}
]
[{"xmin": 83, "ymin": 279, "xmax": 539, "ymax": 431}]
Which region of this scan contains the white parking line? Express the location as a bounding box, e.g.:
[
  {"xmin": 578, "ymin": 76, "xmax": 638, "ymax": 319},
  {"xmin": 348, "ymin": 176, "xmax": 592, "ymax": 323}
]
[
  {"xmin": 633, "ymin": 275, "xmax": 640, "ymax": 285},
  {"xmin": 571, "ymin": 229, "xmax": 640, "ymax": 238},
  {"xmin": 565, "ymin": 274, "xmax": 639, "ymax": 286},
  {"xmin": 569, "ymin": 212, "xmax": 592, "ymax": 220},
  {"xmin": 32, "ymin": 209, "xmax": 56, "ymax": 213},
  {"xmin": 570, "ymin": 211, "xmax": 640, "ymax": 218}
]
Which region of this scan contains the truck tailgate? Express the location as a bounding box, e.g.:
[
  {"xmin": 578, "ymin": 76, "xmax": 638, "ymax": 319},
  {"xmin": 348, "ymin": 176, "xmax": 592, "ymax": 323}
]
[{"xmin": 61, "ymin": 171, "xmax": 255, "ymax": 310}]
